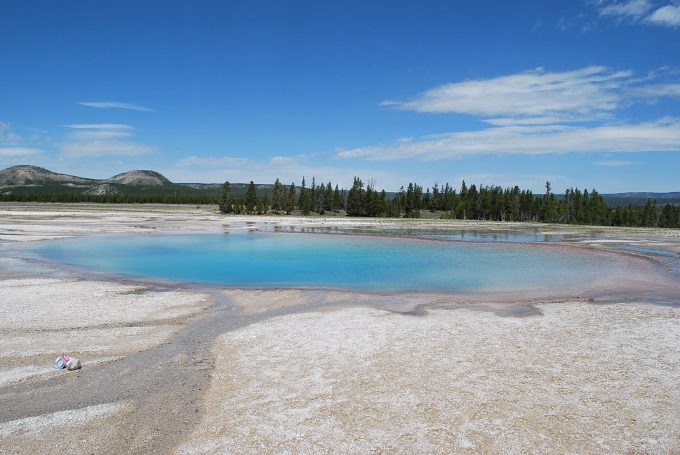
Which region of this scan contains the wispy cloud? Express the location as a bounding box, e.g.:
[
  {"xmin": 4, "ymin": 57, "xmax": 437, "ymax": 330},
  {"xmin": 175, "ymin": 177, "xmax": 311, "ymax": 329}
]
[
  {"xmin": 599, "ymin": 0, "xmax": 653, "ymax": 20},
  {"xmin": 354, "ymin": 66, "xmax": 680, "ymax": 161},
  {"xmin": 0, "ymin": 121, "xmax": 22, "ymax": 144},
  {"xmin": 484, "ymin": 116, "xmax": 567, "ymax": 127},
  {"xmin": 647, "ymin": 4, "xmax": 680, "ymax": 26},
  {"xmin": 67, "ymin": 123, "xmax": 131, "ymax": 129},
  {"xmin": 0, "ymin": 147, "xmax": 41, "ymax": 157},
  {"xmin": 597, "ymin": 0, "xmax": 680, "ymax": 27},
  {"xmin": 172, "ymin": 154, "xmax": 400, "ymax": 188},
  {"xmin": 382, "ymin": 66, "xmax": 635, "ymax": 124},
  {"xmin": 65, "ymin": 124, "xmax": 133, "ymax": 141},
  {"xmin": 634, "ymin": 82, "xmax": 680, "ymax": 98},
  {"xmin": 62, "ymin": 142, "xmax": 155, "ymax": 157},
  {"xmin": 338, "ymin": 118, "xmax": 680, "ymax": 161},
  {"xmin": 0, "ymin": 122, "xmax": 41, "ymax": 157},
  {"xmin": 78, "ymin": 101, "xmax": 153, "ymax": 112},
  {"xmin": 594, "ymin": 160, "xmax": 639, "ymax": 167},
  {"xmin": 61, "ymin": 124, "xmax": 156, "ymax": 157},
  {"xmin": 176, "ymin": 155, "xmax": 255, "ymax": 168},
  {"xmin": 0, "ymin": 121, "xmax": 46, "ymax": 163}
]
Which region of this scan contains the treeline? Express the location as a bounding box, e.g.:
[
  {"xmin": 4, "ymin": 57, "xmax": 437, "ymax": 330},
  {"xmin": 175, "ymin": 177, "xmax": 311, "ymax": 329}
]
[
  {"xmin": 0, "ymin": 192, "xmax": 218, "ymax": 204},
  {"xmin": 218, "ymin": 177, "xmax": 680, "ymax": 228},
  {"xmin": 2, "ymin": 175, "xmax": 678, "ymax": 228},
  {"xmin": 219, "ymin": 177, "xmax": 346, "ymax": 215}
]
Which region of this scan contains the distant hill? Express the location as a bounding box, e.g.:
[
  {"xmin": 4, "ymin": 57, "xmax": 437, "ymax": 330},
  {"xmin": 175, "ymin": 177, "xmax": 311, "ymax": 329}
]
[
  {"xmin": 0, "ymin": 165, "xmax": 96, "ymax": 186},
  {"xmin": 602, "ymin": 192, "xmax": 680, "ymax": 207},
  {"xmin": 0, "ymin": 165, "xmax": 272, "ymax": 203},
  {"xmin": 0, "ymin": 165, "xmax": 209, "ymax": 202},
  {"xmin": 106, "ymin": 170, "xmax": 172, "ymax": 186},
  {"xmin": 604, "ymin": 192, "xmax": 680, "ymax": 199}
]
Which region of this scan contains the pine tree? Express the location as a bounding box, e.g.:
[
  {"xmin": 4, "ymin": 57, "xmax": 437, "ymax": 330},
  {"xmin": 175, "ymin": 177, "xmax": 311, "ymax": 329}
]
[
  {"xmin": 219, "ymin": 181, "xmax": 231, "ymax": 213},
  {"xmin": 298, "ymin": 177, "xmax": 307, "ymax": 208},
  {"xmin": 323, "ymin": 182, "xmax": 333, "ymax": 214},
  {"xmin": 272, "ymin": 178, "xmax": 283, "ymax": 212},
  {"xmin": 346, "ymin": 177, "xmax": 364, "ymax": 216},
  {"xmin": 286, "ymin": 182, "xmax": 296, "ymax": 214},
  {"xmin": 332, "ymin": 184, "xmax": 341, "ymax": 212},
  {"xmin": 245, "ymin": 181, "xmax": 257, "ymax": 214}
]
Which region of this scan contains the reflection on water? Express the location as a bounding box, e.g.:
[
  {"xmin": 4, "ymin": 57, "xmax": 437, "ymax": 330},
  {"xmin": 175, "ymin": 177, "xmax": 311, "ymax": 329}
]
[
  {"xmin": 620, "ymin": 245, "xmax": 679, "ymax": 257},
  {"xmin": 267, "ymin": 223, "xmax": 607, "ymax": 243}
]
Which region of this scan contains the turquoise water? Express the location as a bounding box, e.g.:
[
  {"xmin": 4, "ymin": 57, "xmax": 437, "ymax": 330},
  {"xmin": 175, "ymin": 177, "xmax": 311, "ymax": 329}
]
[{"xmin": 35, "ymin": 233, "xmax": 626, "ymax": 292}]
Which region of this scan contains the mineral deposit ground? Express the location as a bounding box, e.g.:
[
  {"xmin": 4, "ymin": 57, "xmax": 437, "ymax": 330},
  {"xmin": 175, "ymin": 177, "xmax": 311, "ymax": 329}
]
[{"xmin": 0, "ymin": 203, "xmax": 679, "ymax": 454}]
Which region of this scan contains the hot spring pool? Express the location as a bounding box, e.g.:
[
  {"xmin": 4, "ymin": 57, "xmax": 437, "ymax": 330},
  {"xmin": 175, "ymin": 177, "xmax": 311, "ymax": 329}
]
[{"xmin": 35, "ymin": 233, "xmax": 633, "ymax": 292}]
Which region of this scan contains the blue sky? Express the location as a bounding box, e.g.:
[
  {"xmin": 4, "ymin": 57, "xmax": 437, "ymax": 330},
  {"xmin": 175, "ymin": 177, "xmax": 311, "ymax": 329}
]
[{"xmin": 1, "ymin": 0, "xmax": 679, "ymax": 192}]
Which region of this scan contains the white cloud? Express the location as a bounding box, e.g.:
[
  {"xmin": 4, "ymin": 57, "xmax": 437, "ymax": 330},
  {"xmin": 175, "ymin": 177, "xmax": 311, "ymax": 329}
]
[
  {"xmin": 646, "ymin": 4, "xmax": 680, "ymax": 26},
  {"xmin": 362, "ymin": 66, "xmax": 680, "ymax": 162},
  {"xmin": 599, "ymin": 0, "xmax": 653, "ymax": 19},
  {"xmin": 176, "ymin": 155, "xmax": 255, "ymax": 168},
  {"xmin": 61, "ymin": 141, "xmax": 155, "ymax": 158},
  {"xmin": 0, "ymin": 122, "xmax": 44, "ymax": 160},
  {"xmin": 67, "ymin": 123, "xmax": 132, "ymax": 130},
  {"xmin": 338, "ymin": 118, "xmax": 680, "ymax": 161},
  {"xmin": 65, "ymin": 124, "xmax": 133, "ymax": 141},
  {"xmin": 634, "ymin": 82, "xmax": 680, "ymax": 98},
  {"xmin": 382, "ymin": 66, "xmax": 634, "ymax": 122},
  {"xmin": 69, "ymin": 130, "xmax": 132, "ymax": 140},
  {"xmin": 61, "ymin": 124, "xmax": 156, "ymax": 158},
  {"xmin": 79, "ymin": 101, "xmax": 153, "ymax": 112},
  {"xmin": 68, "ymin": 123, "xmax": 132, "ymax": 141},
  {"xmin": 597, "ymin": 1, "xmax": 680, "ymax": 27},
  {"xmin": 169, "ymin": 154, "xmax": 401, "ymax": 189},
  {"xmin": 0, "ymin": 147, "xmax": 41, "ymax": 157},
  {"xmin": 594, "ymin": 160, "xmax": 639, "ymax": 167},
  {"xmin": 484, "ymin": 116, "xmax": 567, "ymax": 126},
  {"xmin": 0, "ymin": 122, "xmax": 22, "ymax": 144}
]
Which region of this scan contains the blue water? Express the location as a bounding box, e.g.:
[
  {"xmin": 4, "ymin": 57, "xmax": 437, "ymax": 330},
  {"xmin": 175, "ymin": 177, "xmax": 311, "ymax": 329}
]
[{"xmin": 35, "ymin": 233, "xmax": 626, "ymax": 292}]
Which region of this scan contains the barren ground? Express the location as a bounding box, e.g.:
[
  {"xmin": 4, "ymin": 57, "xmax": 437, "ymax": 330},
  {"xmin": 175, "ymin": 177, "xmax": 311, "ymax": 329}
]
[{"xmin": 0, "ymin": 203, "xmax": 679, "ymax": 454}]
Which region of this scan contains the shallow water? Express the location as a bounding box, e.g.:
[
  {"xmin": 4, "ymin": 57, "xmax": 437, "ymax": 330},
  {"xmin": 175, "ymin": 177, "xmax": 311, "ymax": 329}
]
[
  {"xmin": 620, "ymin": 245, "xmax": 679, "ymax": 257},
  {"xmin": 34, "ymin": 233, "xmax": 635, "ymax": 292},
  {"xmin": 261, "ymin": 224, "xmax": 603, "ymax": 243}
]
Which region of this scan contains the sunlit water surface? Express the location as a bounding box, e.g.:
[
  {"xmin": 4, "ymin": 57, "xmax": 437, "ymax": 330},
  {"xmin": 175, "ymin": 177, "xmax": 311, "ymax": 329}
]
[{"xmin": 35, "ymin": 233, "xmax": 632, "ymax": 292}]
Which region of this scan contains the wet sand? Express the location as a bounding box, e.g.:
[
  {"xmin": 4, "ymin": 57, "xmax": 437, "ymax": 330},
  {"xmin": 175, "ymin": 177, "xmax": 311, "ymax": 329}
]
[{"xmin": 1, "ymin": 203, "xmax": 679, "ymax": 454}]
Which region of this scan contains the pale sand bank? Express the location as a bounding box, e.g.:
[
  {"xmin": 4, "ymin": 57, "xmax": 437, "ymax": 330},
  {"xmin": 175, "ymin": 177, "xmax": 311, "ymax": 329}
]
[
  {"xmin": 179, "ymin": 302, "xmax": 680, "ymax": 454},
  {"xmin": 0, "ymin": 278, "xmax": 209, "ymax": 386},
  {"xmin": 0, "ymin": 401, "xmax": 133, "ymax": 454}
]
